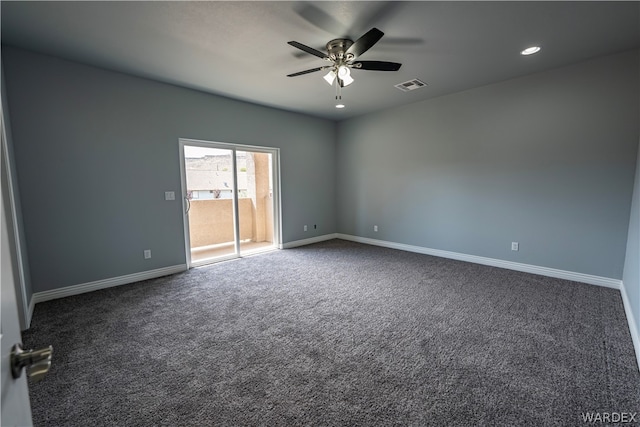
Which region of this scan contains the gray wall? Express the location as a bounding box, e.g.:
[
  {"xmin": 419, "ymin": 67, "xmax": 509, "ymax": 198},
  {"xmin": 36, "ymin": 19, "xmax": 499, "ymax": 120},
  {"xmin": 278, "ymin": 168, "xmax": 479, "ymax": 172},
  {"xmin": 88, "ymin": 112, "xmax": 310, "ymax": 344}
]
[
  {"xmin": 623, "ymin": 136, "xmax": 639, "ymax": 344},
  {"xmin": 337, "ymin": 49, "xmax": 639, "ymax": 280},
  {"xmin": 2, "ymin": 46, "xmax": 336, "ymax": 294}
]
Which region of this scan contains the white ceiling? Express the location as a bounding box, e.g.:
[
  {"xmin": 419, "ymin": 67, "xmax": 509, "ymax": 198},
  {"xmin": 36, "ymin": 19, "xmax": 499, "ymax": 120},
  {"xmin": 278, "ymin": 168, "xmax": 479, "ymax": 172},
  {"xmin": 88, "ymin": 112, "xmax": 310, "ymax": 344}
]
[{"xmin": 2, "ymin": 1, "xmax": 639, "ymax": 121}]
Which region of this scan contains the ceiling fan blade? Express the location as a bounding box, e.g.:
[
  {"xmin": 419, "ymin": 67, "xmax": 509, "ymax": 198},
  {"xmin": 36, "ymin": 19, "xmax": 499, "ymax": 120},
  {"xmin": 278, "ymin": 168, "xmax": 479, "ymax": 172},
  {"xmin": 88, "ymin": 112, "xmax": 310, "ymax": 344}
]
[
  {"xmin": 287, "ymin": 66, "xmax": 331, "ymax": 77},
  {"xmin": 346, "ymin": 28, "xmax": 384, "ymax": 58},
  {"xmin": 352, "ymin": 61, "xmax": 402, "ymax": 71},
  {"xmin": 287, "ymin": 41, "xmax": 328, "ymax": 60},
  {"xmin": 292, "ymin": 47, "xmax": 325, "ymax": 59}
]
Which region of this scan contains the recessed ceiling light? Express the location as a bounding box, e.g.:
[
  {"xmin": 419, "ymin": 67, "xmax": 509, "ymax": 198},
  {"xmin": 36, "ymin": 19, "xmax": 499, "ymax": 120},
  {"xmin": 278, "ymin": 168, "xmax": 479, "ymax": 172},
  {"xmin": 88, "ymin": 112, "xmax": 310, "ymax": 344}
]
[
  {"xmin": 521, "ymin": 46, "xmax": 541, "ymax": 56},
  {"xmin": 335, "ymin": 104, "xmax": 345, "ymax": 109}
]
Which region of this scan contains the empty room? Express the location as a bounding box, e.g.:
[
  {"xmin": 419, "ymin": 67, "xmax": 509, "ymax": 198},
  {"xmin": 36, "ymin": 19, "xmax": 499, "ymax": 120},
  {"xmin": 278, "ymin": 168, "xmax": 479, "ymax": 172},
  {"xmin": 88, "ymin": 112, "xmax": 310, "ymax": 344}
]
[{"xmin": 1, "ymin": 1, "xmax": 639, "ymax": 426}]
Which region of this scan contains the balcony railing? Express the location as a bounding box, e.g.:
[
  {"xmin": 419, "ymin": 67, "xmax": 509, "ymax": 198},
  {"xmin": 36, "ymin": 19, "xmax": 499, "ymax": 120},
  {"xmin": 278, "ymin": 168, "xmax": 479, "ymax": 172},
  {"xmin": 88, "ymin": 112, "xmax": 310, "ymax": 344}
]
[{"xmin": 188, "ymin": 197, "xmax": 273, "ymax": 250}]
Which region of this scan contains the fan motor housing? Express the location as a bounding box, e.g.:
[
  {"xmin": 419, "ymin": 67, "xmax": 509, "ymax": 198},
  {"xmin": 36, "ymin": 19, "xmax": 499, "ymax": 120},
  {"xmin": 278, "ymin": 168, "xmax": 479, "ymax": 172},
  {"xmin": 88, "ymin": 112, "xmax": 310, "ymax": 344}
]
[{"xmin": 326, "ymin": 39, "xmax": 354, "ymax": 61}]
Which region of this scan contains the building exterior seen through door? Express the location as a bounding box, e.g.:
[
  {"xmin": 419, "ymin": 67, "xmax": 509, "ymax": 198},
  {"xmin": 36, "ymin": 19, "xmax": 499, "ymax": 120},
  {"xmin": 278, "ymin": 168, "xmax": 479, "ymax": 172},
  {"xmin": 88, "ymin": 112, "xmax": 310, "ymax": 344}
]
[{"xmin": 180, "ymin": 140, "xmax": 280, "ymax": 266}]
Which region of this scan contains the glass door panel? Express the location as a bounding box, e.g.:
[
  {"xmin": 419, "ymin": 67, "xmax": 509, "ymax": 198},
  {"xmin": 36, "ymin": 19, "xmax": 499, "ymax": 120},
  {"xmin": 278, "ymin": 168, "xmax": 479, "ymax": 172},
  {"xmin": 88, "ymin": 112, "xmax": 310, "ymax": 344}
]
[
  {"xmin": 183, "ymin": 145, "xmax": 237, "ymax": 263},
  {"xmin": 237, "ymin": 151, "xmax": 275, "ymax": 255}
]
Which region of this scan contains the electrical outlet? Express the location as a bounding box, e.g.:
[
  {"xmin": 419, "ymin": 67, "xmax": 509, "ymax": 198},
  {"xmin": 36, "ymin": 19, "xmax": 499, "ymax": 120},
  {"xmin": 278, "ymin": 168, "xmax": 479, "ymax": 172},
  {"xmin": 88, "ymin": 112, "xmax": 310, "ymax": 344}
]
[
  {"xmin": 144, "ymin": 249, "xmax": 152, "ymax": 259},
  {"xmin": 304, "ymin": 225, "xmax": 308, "ymax": 232},
  {"xmin": 164, "ymin": 191, "xmax": 175, "ymax": 201},
  {"xmin": 374, "ymin": 225, "xmax": 378, "ymax": 232},
  {"xmin": 511, "ymin": 242, "xmax": 519, "ymax": 251}
]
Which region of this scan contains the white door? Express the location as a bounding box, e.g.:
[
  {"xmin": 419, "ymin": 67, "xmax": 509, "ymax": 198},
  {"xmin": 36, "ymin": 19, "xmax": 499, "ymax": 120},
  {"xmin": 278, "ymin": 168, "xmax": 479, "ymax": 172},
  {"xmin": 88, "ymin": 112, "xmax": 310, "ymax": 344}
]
[{"xmin": 1, "ymin": 116, "xmax": 33, "ymax": 426}]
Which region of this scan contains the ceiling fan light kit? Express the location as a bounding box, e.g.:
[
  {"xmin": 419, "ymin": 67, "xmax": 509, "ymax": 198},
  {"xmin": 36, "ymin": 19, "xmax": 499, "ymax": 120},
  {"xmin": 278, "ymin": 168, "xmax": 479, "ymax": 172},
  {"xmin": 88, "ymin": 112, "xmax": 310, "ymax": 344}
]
[{"xmin": 287, "ymin": 27, "xmax": 402, "ymax": 107}]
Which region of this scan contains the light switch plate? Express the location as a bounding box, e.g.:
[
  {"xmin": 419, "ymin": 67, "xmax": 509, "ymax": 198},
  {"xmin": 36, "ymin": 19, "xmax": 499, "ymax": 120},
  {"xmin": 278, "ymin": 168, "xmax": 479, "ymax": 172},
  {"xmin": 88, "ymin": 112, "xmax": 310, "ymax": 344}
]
[{"xmin": 164, "ymin": 191, "xmax": 175, "ymax": 201}]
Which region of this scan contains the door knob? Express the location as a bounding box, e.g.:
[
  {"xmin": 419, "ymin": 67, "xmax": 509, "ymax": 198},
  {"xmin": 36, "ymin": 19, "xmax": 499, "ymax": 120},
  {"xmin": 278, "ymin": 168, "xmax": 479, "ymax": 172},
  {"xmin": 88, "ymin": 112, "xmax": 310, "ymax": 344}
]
[{"xmin": 10, "ymin": 343, "xmax": 53, "ymax": 383}]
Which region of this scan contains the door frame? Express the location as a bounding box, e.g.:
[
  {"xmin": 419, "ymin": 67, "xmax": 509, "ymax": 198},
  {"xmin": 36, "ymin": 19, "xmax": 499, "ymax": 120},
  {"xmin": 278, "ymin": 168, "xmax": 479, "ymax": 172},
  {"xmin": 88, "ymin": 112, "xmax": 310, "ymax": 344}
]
[
  {"xmin": 178, "ymin": 138, "xmax": 282, "ymax": 268},
  {"xmin": 1, "ymin": 93, "xmax": 30, "ymax": 330}
]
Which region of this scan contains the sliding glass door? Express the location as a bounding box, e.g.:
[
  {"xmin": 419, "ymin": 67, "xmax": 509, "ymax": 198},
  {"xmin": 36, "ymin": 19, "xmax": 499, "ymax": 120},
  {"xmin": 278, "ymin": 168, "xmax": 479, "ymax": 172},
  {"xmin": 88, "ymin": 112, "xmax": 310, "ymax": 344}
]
[
  {"xmin": 236, "ymin": 150, "xmax": 275, "ymax": 256},
  {"xmin": 179, "ymin": 139, "xmax": 280, "ymax": 266}
]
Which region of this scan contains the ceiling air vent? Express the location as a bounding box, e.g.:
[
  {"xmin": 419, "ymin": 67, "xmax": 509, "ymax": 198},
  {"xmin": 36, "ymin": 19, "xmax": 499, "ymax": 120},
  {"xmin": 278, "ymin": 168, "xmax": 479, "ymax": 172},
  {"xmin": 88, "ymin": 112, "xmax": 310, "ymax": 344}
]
[{"xmin": 395, "ymin": 79, "xmax": 427, "ymax": 92}]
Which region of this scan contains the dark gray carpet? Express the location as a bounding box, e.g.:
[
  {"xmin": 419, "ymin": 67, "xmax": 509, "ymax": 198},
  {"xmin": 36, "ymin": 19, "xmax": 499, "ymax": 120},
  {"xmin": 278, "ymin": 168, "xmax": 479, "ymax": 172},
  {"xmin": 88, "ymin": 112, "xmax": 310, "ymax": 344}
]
[{"xmin": 23, "ymin": 239, "xmax": 640, "ymax": 426}]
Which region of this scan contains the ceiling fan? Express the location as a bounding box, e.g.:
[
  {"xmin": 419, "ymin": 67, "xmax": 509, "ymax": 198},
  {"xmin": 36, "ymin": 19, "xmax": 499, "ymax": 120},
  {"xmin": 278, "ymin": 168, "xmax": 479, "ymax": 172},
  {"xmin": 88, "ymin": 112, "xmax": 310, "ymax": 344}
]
[{"xmin": 286, "ymin": 28, "xmax": 402, "ymax": 88}]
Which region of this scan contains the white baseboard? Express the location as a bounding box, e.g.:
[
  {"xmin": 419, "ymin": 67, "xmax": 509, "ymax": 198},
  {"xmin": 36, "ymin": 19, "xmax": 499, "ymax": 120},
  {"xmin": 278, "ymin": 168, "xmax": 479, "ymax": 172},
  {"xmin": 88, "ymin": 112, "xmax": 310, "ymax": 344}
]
[
  {"xmin": 281, "ymin": 233, "xmax": 338, "ymax": 249},
  {"xmin": 620, "ymin": 282, "xmax": 640, "ymax": 373},
  {"xmin": 336, "ymin": 234, "xmax": 622, "ymax": 289},
  {"xmin": 30, "ymin": 264, "xmax": 188, "ymax": 311}
]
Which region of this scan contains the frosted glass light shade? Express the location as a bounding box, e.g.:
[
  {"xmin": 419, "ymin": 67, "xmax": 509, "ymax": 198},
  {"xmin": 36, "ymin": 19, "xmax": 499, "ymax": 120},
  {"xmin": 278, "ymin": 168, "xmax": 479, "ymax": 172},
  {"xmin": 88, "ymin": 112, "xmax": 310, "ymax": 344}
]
[
  {"xmin": 323, "ymin": 70, "xmax": 336, "ymax": 85},
  {"xmin": 337, "ymin": 66, "xmax": 354, "ymax": 86}
]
